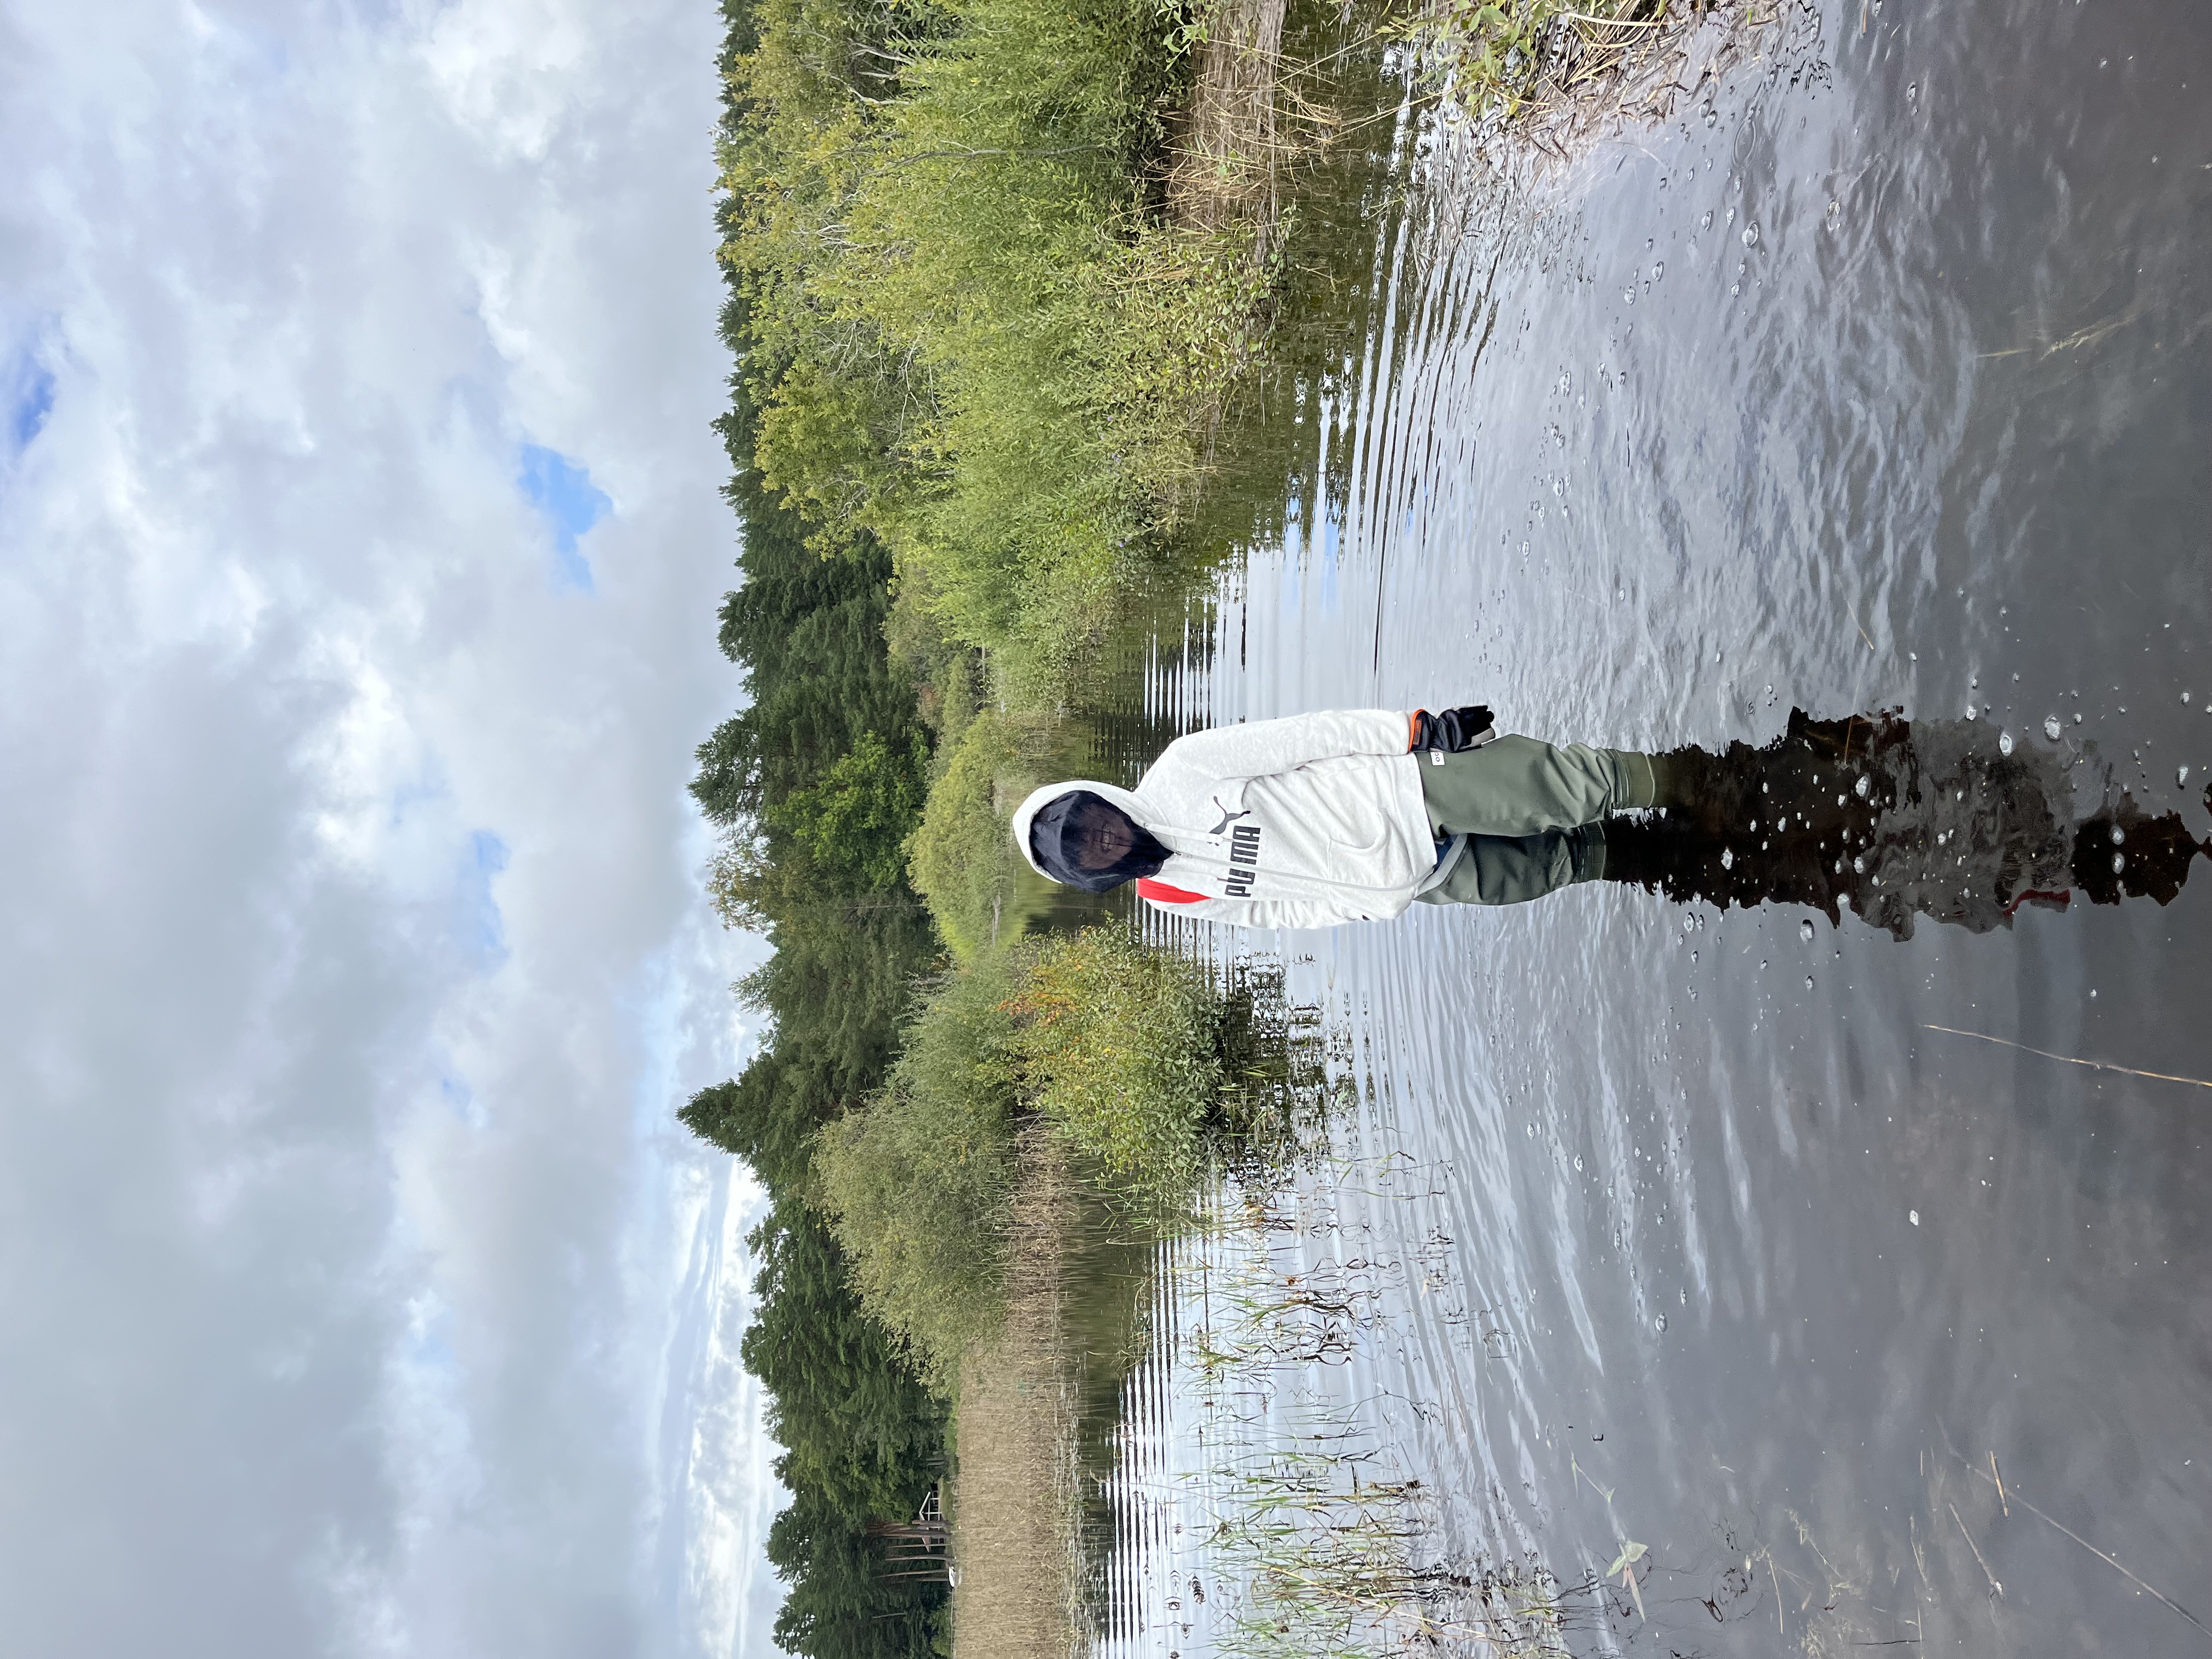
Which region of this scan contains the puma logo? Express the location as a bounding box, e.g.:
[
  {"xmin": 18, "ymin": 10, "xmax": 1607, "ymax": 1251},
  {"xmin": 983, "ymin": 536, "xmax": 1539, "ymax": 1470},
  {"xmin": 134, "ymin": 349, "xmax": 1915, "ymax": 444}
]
[
  {"xmin": 1224, "ymin": 822, "xmax": 1262, "ymax": 896},
  {"xmin": 1209, "ymin": 798, "xmax": 1253, "ymax": 837}
]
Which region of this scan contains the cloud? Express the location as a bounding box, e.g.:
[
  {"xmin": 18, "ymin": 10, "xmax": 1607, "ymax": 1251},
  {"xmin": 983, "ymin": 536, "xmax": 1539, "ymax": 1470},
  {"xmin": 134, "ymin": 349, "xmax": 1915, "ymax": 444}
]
[{"xmin": 0, "ymin": 0, "xmax": 778, "ymax": 1654}]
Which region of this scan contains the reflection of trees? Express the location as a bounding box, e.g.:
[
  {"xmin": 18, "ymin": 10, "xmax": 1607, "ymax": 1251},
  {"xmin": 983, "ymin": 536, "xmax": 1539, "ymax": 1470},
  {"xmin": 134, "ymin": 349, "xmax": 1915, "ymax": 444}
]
[{"xmin": 1603, "ymin": 709, "xmax": 2209, "ymax": 940}]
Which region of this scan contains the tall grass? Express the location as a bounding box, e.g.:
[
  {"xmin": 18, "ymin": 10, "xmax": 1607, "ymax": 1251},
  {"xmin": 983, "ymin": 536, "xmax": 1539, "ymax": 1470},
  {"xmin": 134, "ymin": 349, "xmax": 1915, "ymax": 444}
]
[{"xmin": 945, "ymin": 1127, "xmax": 1085, "ymax": 1659}]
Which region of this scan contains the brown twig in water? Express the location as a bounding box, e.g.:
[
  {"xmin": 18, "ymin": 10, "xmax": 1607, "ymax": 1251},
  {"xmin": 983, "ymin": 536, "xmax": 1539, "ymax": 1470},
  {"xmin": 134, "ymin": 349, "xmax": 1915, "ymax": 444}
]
[
  {"xmin": 1949, "ymin": 1452, "xmax": 2212, "ymax": 1643},
  {"xmin": 1922, "ymin": 1025, "xmax": 2212, "ymax": 1092},
  {"xmin": 1846, "ymin": 601, "xmax": 1876, "ymax": 651},
  {"xmin": 1948, "ymin": 1503, "xmax": 2002, "ymax": 1599}
]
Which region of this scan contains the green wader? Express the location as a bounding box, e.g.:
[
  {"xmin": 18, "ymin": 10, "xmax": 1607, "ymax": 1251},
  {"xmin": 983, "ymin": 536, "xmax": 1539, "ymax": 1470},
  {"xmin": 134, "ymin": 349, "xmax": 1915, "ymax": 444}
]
[{"xmin": 1412, "ymin": 737, "xmax": 1656, "ymax": 907}]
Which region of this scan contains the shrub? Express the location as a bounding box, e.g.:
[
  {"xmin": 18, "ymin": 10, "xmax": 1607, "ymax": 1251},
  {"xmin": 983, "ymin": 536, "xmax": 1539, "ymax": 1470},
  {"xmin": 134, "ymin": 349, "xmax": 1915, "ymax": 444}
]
[
  {"xmin": 904, "ymin": 714, "xmax": 1027, "ymax": 962},
  {"xmin": 814, "ymin": 955, "xmax": 1022, "ymax": 1385},
  {"xmin": 817, "ymin": 927, "xmax": 1289, "ymax": 1381},
  {"xmin": 1007, "ymin": 927, "xmax": 1227, "ymax": 1214}
]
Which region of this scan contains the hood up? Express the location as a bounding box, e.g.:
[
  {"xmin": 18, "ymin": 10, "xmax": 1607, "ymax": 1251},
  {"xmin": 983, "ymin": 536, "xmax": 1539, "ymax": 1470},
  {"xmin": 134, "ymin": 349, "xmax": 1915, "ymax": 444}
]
[{"xmin": 1009, "ymin": 778, "xmax": 1155, "ymax": 881}]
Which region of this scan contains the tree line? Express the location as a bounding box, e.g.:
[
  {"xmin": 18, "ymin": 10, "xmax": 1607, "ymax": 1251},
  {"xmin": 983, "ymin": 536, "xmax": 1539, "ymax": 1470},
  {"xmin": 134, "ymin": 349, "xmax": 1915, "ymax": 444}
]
[{"xmin": 681, "ymin": 13, "xmax": 947, "ymax": 1648}]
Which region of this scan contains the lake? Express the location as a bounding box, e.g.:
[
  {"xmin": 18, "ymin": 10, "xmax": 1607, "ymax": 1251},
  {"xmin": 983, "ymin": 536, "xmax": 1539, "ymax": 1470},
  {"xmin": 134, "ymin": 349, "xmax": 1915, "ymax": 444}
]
[{"xmin": 1081, "ymin": 1, "xmax": 2212, "ymax": 1653}]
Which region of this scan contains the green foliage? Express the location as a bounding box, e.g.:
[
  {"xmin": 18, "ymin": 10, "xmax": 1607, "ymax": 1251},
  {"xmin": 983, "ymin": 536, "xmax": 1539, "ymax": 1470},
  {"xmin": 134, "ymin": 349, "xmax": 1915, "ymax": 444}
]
[
  {"xmin": 718, "ymin": 0, "xmax": 1276, "ymax": 694},
  {"xmin": 1007, "ymin": 927, "xmax": 1227, "ymax": 1212},
  {"xmin": 814, "ymin": 957, "xmax": 1023, "ymax": 1383},
  {"xmin": 768, "ymin": 1488, "xmax": 946, "ymax": 1659},
  {"xmin": 903, "ymin": 714, "xmax": 1026, "ymax": 961},
  {"xmin": 686, "ymin": 0, "xmax": 1289, "ymax": 1630},
  {"xmin": 770, "ymin": 729, "xmax": 933, "ymax": 895},
  {"xmin": 681, "ymin": 2, "xmax": 959, "ymax": 1626},
  {"xmin": 1424, "ymin": 0, "xmax": 1663, "ymax": 116},
  {"xmin": 812, "ymin": 927, "xmax": 1245, "ymax": 1387},
  {"xmin": 743, "ymin": 1198, "xmax": 951, "ymax": 1521}
]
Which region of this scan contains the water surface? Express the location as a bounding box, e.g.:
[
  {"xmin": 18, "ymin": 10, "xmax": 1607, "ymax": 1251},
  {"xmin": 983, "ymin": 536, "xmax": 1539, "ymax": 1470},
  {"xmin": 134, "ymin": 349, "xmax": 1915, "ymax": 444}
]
[{"xmin": 1095, "ymin": 1, "xmax": 2212, "ymax": 1652}]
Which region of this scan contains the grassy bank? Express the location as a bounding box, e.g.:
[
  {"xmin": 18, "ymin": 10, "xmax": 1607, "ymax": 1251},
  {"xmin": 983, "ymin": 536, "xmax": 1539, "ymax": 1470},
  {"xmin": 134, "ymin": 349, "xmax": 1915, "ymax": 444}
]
[{"xmin": 941, "ymin": 1130, "xmax": 1083, "ymax": 1659}]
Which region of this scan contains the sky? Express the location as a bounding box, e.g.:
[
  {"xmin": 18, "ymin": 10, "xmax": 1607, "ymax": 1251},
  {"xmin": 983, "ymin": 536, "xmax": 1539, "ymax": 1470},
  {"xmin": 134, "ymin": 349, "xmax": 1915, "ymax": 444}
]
[{"xmin": 0, "ymin": 2, "xmax": 785, "ymax": 1655}]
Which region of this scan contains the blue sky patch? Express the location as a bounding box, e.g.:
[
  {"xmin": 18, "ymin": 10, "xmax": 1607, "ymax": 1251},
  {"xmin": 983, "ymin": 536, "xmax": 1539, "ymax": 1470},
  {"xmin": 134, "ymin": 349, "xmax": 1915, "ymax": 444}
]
[
  {"xmin": 463, "ymin": 829, "xmax": 511, "ymax": 968},
  {"xmin": 8, "ymin": 357, "xmax": 55, "ymax": 452},
  {"xmin": 518, "ymin": 443, "xmax": 611, "ymax": 590}
]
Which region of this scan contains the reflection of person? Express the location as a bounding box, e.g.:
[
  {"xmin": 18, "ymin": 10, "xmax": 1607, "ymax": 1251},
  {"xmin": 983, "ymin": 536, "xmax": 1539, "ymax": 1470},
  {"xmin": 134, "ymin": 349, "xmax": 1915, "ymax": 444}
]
[
  {"xmin": 1601, "ymin": 708, "xmax": 2208, "ymax": 940},
  {"xmin": 1012, "ymin": 706, "xmax": 1691, "ymax": 927},
  {"xmin": 1012, "ymin": 706, "xmax": 2210, "ymax": 935}
]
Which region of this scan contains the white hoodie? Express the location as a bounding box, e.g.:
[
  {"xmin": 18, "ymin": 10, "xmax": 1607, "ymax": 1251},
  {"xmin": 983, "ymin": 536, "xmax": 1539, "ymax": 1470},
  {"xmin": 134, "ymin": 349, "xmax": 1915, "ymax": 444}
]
[{"xmin": 1011, "ymin": 709, "xmax": 1455, "ymax": 929}]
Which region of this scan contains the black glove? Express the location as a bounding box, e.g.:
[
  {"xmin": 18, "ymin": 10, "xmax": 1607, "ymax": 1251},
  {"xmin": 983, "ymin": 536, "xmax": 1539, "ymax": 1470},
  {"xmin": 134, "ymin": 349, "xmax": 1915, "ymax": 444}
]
[{"xmin": 1410, "ymin": 705, "xmax": 1497, "ymax": 753}]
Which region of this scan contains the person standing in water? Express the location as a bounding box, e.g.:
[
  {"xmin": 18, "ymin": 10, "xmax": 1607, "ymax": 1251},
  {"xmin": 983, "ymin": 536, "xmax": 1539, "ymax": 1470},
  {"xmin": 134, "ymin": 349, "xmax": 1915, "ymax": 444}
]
[
  {"xmin": 1011, "ymin": 706, "xmax": 1684, "ymax": 927},
  {"xmin": 1011, "ymin": 704, "xmax": 2208, "ymax": 934}
]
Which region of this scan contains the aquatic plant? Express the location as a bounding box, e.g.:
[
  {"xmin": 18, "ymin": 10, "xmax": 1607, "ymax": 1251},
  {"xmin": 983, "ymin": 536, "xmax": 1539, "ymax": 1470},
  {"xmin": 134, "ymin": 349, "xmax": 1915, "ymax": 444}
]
[{"xmin": 1170, "ymin": 1190, "xmax": 1603, "ymax": 1658}]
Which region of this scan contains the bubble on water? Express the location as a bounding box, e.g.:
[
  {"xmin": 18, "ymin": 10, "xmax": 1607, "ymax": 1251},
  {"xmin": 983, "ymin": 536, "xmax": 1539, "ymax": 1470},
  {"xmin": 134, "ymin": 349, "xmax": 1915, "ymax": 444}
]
[
  {"xmin": 1730, "ymin": 284, "xmax": 1741, "ymax": 297},
  {"xmin": 2113, "ymin": 852, "xmax": 2126, "ymax": 874},
  {"xmin": 2181, "ymin": 766, "xmax": 2192, "ymax": 786},
  {"xmin": 1720, "ymin": 847, "xmax": 1734, "ymax": 869},
  {"xmin": 1679, "ymin": 1288, "xmax": 1688, "ymax": 1305},
  {"xmin": 1654, "ymin": 1314, "xmax": 1668, "ymax": 1332},
  {"xmin": 2183, "ymin": 691, "xmax": 2192, "ymax": 704},
  {"xmin": 1701, "ymin": 210, "xmax": 1714, "ymax": 229},
  {"xmin": 1805, "ymin": 975, "xmax": 1815, "ymax": 991},
  {"xmin": 2111, "ymin": 824, "xmax": 2126, "ymax": 845},
  {"xmin": 1964, "ymin": 703, "xmax": 1977, "ymax": 720},
  {"xmin": 1909, "ymin": 1209, "xmax": 1921, "ymax": 1226},
  {"xmin": 1573, "ymin": 1155, "xmax": 1584, "ymax": 1172},
  {"xmin": 1855, "ymin": 775, "xmax": 1871, "ymax": 799},
  {"xmin": 2044, "ymin": 715, "xmax": 2063, "ymax": 741},
  {"xmin": 1852, "ymin": 855, "xmax": 1866, "ymax": 873},
  {"xmin": 1998, "ymin": 730, "xmax": 2015, "ymax": 756},
  {"xmin": 1741, "ymin": 222, "xmax": 1760, "ymax": 247},
  {"xmin": 1527, "ymin": 1122, "xmax": 1536, "ymax": 1137},
  {"xmin": 1623, "ymin": 288, "xmax": 1636, "ymax": 305},
  {"xmin": 1651, "ymin": 262, "xmax": 1665, "ymax": 281},
  {"xmin": 1798, "ymin": 919, "xmax": 1816, "ymax": 942},
  {"xmin": 2074, "ymin": 711, "xmax": 2084, "ymax": 724},
  {"xmin": 1725, "ymin": 206, "xmax": 1736, "ymax": 224}
]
